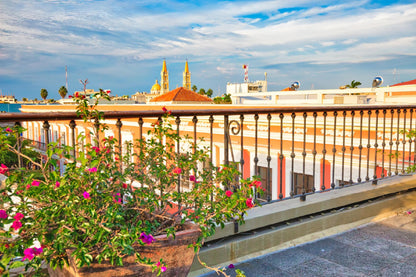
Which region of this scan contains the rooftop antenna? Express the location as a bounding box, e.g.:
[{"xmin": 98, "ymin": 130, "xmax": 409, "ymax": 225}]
[
  {"xmin": 393, "ymin": 68, "xmax": 398, "ymax": 84},
  {"xmin": 243, "ymin": 64, "xmax": 249, "ymax": 83},
  {"xmin": 80, "ymin": 79, "xmax": 88, "ymax": 94},
  {"xmin": 65, "ymin": 65, "xmax": 68, "ymax": 91}
]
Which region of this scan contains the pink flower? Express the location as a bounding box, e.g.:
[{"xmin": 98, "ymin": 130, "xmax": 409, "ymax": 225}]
[
  {"xmin": 83, "ymin": 191, "xmax": 91, "ymax": 199},
  {"xmin": 0, "ymin": 209, "xmax": 8, "ymax": 219},
  {"xmin": 68, "ymin": 95, "xmax": 72, "ymax": 99},
  {"xmin": 23, "ymin": 247, "xmax": 43, "ymax": 261},
  {"xmin": 88, "ymin": 167, "xmax": 97, "ymax": 173},
  {"xmin": 122, "ymin": 183, "xmax": 128, "ymax": 189},
  {"xmin": 246, "ymin": 198, "xmax": 254, "ymax": 208},
  {"xmin": 228, "ymin": 264, "xmax": 235, "ymax": 269},
  {"xmin": 92, "ymin": 146, "xmax": 100, "ymax": 153},
  {"xmin": 32, "ymin": 247, "xmax": 43, "ymax": 256},
  {"xmin": 225, "ymin": 190, "xmax": 233, "ymax": 197},
  {"xmin": 189, "ymin": 175, "xmax": 196, "ymax": 182},
  {"xmin": 113, "ymin": 193, "xmax": 122, "ymax": 203},
  {"xmin": 250, "ymin": 180, "xmax": 262, "ymax": 188},
  {"xmin": 407, "ymin": 211, "xmax": 412, "ymax": 215},
  {"xmin": 11, "ymin": 220, "xmax": 22, "ymax": 230},
  {"xmin": 161, "ymin": 266, "xmax": 166, "ymax": 272},
  {"xmin": 156, "ymin": 262, "xmax": 161, "ymax": 267},
  {"xmin": 162, "ymin": 106, "xmax": 167, "ymax": 112},
  {"xmin": 55, "ymin": 181, "xmax": 60, "ymax": 188},
  {"xmin": 31, "ymin": 180, "xmax": 40, "ymax": 187},
  {"xmin": 139, "ymin": 232, "xmax": 155, "ymax": 245},
  {"xmin": 13, "ymin": 212, "xmax": 24, "ymax": 221},
  {"xmin": 172, "ymin": 167, "xmax": 182, "ymax": 174},
  {"xmin": 0, "ymin": 164, "xmax": 9, "ymax": 174},
  {"xmin": 5, "ymin": 127, "xmax": 12, "ymax": 132},
  {"xmin": 23, "ymin": 248, "xmax": 35, "ymax": 261}
]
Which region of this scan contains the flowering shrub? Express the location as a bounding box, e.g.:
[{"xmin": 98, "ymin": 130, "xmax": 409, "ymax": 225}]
[{"xmin": 0, "ymin": 90, "xmax": 261, "ymax": 276}]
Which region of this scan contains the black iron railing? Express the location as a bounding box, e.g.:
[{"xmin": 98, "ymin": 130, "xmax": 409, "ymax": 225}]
[{"xmin": 1, "ymin": 104, "xmax": 416, "ymax": 202}]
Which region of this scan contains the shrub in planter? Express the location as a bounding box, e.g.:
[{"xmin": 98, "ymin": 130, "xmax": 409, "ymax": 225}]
[{"xmin": 0, "ymin": 90, "xmax": 262, "ymax": 276}]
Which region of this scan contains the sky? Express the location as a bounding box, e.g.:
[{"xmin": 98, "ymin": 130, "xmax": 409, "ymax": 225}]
[{"xmin": 0, "ymin": 0, "xmax": 415, "ymax": 100}]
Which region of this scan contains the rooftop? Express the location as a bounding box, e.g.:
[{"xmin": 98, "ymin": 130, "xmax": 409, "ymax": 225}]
[
  {"xmin": 150, "ymin": 87, "xmax": 213, "ymax": 103},
  {"xmin": 201, "ymin": 210, "xmax": 416, "ymax": 276}
]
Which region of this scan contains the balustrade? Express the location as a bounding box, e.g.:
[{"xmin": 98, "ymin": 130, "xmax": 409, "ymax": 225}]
[{"xmin": 2, "ymin": 105, "xmax": 416, "ymax": 203}]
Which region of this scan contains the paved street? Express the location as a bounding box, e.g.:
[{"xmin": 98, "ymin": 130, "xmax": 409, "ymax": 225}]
[{"xmin": 201, "ymin": 210, "xmax": 416, "ymax": 277}]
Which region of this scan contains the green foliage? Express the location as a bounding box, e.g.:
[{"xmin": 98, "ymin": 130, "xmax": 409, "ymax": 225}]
[
  {"xmin": 213, "ymin": 94, "xmax": 232, "ymax": 104},
  {"xmin": 206, "ymin": 88, "xmax": 213, "ymax": 98},
  {"xmin": 198, "ymin": 88, "xmax": 206, "ymax": 95},
  {"xmin": 40, "ymin": 88, "xmax": 48, "ymax": 100},
  {"xmin": 0, "ymin": 126, "xmax": 39, "ymax": 168},
  {"xmin": 58, "ymin": 86, "xmax": 68, "ymax": 99},
  {"xmin": 191, "ymin": 85, "xmax": 197, "ymax": 92},
  {"xmin": 346, "ymin": 80, "xmax": 362, "ymax": 88},
  {"xmin": 0, "ymin": 91, "xmax": 259, "ymax": 276}
]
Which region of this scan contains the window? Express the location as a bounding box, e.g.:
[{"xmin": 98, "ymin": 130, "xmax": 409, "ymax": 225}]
[
  {"xmin": 257, "ymin": 166, "xmax": 272, "ymax": 200},
  {"xmin": 293, "ymin": 173, "xmax": 314, "ymax": 195}
]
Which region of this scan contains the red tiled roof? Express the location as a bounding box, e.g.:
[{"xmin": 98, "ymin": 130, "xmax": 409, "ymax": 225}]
[
  {"xmin": 391, "ymin": 79, "xmax": 416, "ymax": 87},
  {"xmin": 150, "ymin": 87, "xmax": 213, "ymax": 102}
]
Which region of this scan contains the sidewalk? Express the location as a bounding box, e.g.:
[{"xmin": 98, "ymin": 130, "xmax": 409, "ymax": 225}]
[{"xmin": 200, "ymin": 210, "xmax": 416, "ymax": 277}]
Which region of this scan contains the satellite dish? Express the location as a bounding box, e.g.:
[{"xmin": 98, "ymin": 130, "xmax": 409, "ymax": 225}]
[
  {"xmin": 372, "ymin": 76, "xmax": 383, "ymax": 88},
  {"xmin": 291, "ymin": 81, "xmax": 300, "ymax": 90}
]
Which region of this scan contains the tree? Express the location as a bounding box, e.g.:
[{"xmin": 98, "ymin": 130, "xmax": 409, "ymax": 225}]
[
  {"xmin": 0, "ymin": 134, "xmax": 40, "ymax": 168},
  {"xmin": 206, "ymin": 88, "xmax": 213, "ymax": 98},
  {"xmin": 191, "ymin": 85, "xmax": 197, "ymax": 92},
  {"xmin": 198, "ymin": 88, "xmax": 206, "ymax": 95},
  {"xmin": 59, "ymin": 86, "xmax": 68, "ymax": 99},
  {"xmin": 22, "ymin": 97, "xmax": 28, "ymax": 102},
  {"xmin": 346, "ymin": 80, "xmax": 362, "ymax": 88},
  {"xmin": 213, "ymin": 94, "xmax": 232, "ymax": 104},
  {"xmin": 40, "ymin": 88, "xmax": 48, "ymax": 101}
]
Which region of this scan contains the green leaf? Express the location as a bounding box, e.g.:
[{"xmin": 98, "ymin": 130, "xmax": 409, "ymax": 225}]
[{"xmin": 9, "ymin": 261, "xmax": 25, "ymax": 269}]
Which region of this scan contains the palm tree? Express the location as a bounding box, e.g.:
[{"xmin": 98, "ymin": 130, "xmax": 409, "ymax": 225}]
[
  {"xmin": 206, "ymin": 88, "xmax": 213, "ymax": 98},
  {"xmin": 59, "ymin": 86, "xmax": 68, "ymax": 99},
  {"xmin": 191, "ymin": 85, "xmax": 197, "ymax": 92},
  {"xmin": 346, "ymin": 80, "xmax": 362, "ymax": 88},
  {"xmin": 198, "ymin": 88, "xmax": 206, "ymax": 95},
  {"xmin": 40, "ymin": 88, "xmax": 48, "ymax": 101}
]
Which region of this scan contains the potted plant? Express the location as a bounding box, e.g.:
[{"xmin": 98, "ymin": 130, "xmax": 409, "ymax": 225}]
[{"xmin": 0, "ymin": 90, "xmax": 261, "ymax": 276}]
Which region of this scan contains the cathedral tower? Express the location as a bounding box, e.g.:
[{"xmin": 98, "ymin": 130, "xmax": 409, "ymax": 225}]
[
  {"xmin": 183, "ymin": 60, "xmax": 191, "ymax": 90},
  {"xmin": 160, "ymin": 59, "xmax": 169, "ymax": 93}
]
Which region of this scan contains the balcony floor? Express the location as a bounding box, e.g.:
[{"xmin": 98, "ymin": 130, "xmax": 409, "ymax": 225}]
[{"xmin": 200, "ymin": 210, "xmax": 416, "ymax": 277}]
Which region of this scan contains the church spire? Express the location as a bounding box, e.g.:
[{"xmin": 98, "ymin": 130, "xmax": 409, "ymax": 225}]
[
  {"xmin": 160, "ymin": 59, "xmax": 169, "ymax": 93},
  {"xmin": 183, "ymin": 60, "xmax": 191, "ymax": 90}
]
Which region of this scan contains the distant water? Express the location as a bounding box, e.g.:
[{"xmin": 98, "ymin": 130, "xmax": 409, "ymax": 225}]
[{"xmin": 0, "ymin": 103, "xmax": 22, "ymax": 113}]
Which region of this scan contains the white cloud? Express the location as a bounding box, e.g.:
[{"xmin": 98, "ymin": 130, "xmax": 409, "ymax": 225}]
[{"xmin": 1, "ymin": 0, "xmax": 416, "ymax": 97}]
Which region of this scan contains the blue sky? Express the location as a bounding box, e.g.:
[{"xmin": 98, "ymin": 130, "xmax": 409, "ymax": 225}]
[{"xmin": 0, "ymin": 0, "xmax": 415, "ymax": 100}]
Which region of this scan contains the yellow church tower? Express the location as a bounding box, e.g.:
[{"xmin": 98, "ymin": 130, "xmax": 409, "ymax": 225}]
[
  {"xmin": 183, "ymin": 60, "xmax": 191, "ymax": 90},
  {"xmin": 160, "ymin": 59, "xmax": 169, "ymax": 93}
]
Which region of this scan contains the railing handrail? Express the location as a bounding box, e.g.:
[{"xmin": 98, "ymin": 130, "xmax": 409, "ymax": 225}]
[{"xmin": 2, "ymin": 104, "xmax": 416, "ymax": 122}]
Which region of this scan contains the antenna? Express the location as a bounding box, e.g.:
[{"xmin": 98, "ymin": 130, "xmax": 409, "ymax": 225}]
[
  {"xmin": 65, "ymin": 65, "xmax": 68, "ymax": 91},
  {"xmin": 80, "ymin": 79, "xmax": 89, "ymax": 93}
]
